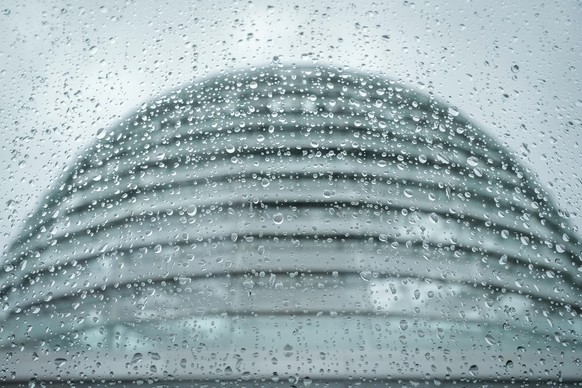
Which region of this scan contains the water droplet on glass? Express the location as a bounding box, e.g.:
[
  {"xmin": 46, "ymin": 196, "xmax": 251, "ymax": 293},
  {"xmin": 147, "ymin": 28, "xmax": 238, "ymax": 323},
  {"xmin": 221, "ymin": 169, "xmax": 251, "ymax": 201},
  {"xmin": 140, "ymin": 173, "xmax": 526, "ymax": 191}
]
[
  {"xmin": 187, "ymin": 205, "xmax": 197, "ymax": 216},
  {"xmin": 283, "ymin": 343, "xmax": 294, "ymax": 357},
  {"xmin": 468, "ymin": 364, "xmax": 479, "ymax": 376},
  {"xmin": 466, "ymin": 156, "xmax": 479, "ymax": 167},
  {"xmin": 96, "ymin": 128, "xmax": 107, "ymax": 139},
  {"xmin": 359, "ymin": 270, "xmax": 372, "ymax": 281},
  {"xmin": 484, "ymin": 333, "xmax": 497, "ymax": 345},
  {"xmin": 130, "ymin": 353, "xmax": 143, "ymax": 364},
  {"xmin": 273, "ymin": 213, "xmax": 284, "ymax": 224},
  {"xmin": 448, "ymin": 106, "xmax": 459, "ymax": 117},
  {"xmin": 399, "ymin": 319, "xmax": 409, "ymax": 331}
]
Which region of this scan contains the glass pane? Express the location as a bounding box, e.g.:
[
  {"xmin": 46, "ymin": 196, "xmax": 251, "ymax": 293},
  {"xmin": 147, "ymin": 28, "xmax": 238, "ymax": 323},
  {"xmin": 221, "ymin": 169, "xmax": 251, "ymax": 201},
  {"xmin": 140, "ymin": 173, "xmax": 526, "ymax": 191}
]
[{"xmin": 1, "ymin": 1, "xmax": 580, "ymax": 385}]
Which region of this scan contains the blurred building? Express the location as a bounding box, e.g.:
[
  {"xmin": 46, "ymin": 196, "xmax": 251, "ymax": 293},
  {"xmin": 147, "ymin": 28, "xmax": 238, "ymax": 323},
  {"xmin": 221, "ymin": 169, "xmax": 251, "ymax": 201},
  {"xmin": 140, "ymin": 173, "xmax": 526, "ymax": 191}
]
[{"xmin": 1, "ymin": 65, "xmax": 581, "ymax": 384}]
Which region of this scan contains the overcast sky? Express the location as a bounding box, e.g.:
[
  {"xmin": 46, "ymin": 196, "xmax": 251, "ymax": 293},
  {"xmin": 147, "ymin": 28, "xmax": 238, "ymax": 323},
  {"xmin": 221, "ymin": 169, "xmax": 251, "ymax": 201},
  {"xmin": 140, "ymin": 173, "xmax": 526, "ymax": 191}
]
[{"xmin": 1, "ymin": 0, "xmax": 581, "ymax": 257}]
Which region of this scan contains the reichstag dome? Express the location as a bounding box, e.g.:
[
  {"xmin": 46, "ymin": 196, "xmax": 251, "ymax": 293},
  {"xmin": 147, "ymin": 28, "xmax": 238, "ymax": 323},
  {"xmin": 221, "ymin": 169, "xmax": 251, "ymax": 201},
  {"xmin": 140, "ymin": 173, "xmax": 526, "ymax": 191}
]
[{"xmin": 1, "ymin": 65, "xmax": 581, "ymax": 384}]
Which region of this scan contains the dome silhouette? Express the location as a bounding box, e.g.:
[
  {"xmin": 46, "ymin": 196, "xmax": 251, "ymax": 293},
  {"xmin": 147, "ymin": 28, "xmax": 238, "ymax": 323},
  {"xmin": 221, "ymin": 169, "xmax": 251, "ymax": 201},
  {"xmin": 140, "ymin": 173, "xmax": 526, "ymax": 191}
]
[{"xmin": 1, "ymin": 65, "xmax": 581, "ymax": 383}]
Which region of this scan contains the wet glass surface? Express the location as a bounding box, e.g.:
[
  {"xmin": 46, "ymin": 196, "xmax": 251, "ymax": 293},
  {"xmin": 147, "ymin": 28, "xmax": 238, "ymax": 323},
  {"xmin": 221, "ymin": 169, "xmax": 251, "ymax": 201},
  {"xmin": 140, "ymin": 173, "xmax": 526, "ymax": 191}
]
[{"xmin": 1, "ymin": 1, "xmax": 581, "ymax": 386}]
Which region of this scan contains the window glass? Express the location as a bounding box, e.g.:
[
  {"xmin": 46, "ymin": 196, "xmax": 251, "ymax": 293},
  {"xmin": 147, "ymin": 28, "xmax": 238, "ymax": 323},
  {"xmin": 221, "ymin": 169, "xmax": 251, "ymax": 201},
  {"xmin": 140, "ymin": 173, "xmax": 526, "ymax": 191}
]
[{"xmin": 1, "ymin": 1, "xmax": 581, "ymax": 385}]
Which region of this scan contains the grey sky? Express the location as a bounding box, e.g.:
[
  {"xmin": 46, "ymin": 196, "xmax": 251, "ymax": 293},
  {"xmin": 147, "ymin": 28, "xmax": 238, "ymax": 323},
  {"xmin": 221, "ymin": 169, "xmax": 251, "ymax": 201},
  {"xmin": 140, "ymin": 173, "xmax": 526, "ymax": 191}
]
[{"xmin": 1, "ymin": 0, "xmax": 581, "ymax": 257}]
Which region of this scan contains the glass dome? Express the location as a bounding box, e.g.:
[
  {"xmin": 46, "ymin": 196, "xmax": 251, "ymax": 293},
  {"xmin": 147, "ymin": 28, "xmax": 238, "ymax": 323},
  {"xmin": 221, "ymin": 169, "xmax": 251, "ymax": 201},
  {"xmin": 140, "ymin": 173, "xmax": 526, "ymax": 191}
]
[{"xmin": 1, "ymin": 65, "xmax": 581, "ymax": 384}]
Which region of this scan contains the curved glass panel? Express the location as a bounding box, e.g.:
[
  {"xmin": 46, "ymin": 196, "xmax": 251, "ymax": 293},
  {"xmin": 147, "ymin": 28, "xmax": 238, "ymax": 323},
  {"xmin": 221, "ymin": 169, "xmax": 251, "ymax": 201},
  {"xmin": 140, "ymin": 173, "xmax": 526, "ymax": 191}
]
[{"xmin": 1, "ymin": 66, "xmax": 581, "ymax": 384}]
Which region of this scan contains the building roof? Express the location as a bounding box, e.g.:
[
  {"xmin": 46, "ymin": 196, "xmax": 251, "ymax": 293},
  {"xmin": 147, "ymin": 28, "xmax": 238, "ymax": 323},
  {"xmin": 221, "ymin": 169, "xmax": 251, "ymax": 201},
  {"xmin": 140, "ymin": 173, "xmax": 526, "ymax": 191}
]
[{"xmin": 1, "ymin": 65, "xmax": 581, "ymax": 383}]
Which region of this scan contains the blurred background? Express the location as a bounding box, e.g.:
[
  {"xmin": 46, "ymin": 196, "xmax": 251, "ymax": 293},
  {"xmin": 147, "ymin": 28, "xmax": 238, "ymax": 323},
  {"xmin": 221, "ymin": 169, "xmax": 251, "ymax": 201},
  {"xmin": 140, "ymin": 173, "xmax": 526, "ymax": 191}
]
[{"xmin": 1, "ymin": 0, "xmax": 581, "ymax": 259}]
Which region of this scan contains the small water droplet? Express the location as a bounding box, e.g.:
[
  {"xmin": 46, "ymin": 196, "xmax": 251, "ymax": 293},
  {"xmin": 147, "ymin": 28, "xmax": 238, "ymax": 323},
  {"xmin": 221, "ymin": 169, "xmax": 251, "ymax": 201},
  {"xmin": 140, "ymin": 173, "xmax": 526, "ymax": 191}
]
[
  {"xmin": 187, "ymin": 205, "xmax": 197, "ymax": 216},
  {"xmin": 468, "ymin": 364, "xmax": 479, "ymax": 376},
  {"xmin": 283, "ymin": 343, "xmax": 294, "ymax": 357},
  {"xmin": 273, "ymin": 213, "xmax": 284, "ymax": 224},
  {"xmin": 359, "ymin": 270, "xmax": 372, "ymax": 281},
  {"xmin": 130, "ymin": 353, "xmax": 143, "ymax": 364},
  {"xmin": 399, "ymin": 319, "xmax": 409, "ymax": 331},
  {"xmin": 484, "ymin": 333, "xmax": 497, "ymax": 345},
  {"xmin": 448, "ymin": 106, "xmax": 459, "ymax": 117},
  {"xmin": 403, "ymin": 188, "xmax": 413, "ymax": 198},
  {"xmin": 511, "ymin": 64, "xmax": 519, "ymax": 73},
  {"xmin": 466, "ymin": 156, "xmax": 479, "ymax": 167}
]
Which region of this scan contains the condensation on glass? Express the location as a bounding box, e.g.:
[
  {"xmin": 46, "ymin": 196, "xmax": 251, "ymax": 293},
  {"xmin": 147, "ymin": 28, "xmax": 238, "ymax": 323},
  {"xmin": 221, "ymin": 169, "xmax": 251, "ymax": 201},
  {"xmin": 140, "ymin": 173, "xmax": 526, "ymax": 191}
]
[{"xmin": 1, "ymin": 66, "xmax": 581, "ymax": 384}]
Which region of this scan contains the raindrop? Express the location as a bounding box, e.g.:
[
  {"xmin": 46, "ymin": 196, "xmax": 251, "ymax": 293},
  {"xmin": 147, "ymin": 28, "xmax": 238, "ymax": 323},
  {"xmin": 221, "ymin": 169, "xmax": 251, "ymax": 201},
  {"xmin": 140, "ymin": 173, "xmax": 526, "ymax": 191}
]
[
  {"xmin": 448, "ymin": 106, "xmax": 459, "ymax": 117},
  {"xmin": 273, "ymin": 213, "xmax": 284, "ymax": 224},
  {"xmin": 484, "ymin": 333, "xmax": 497, "ymax": 345},
  {"xmin": 130, "ymin": 353, "xmax": 143, "ymax": 364},
  {"xmin": 359, "ymin": 270, "xmax": 372, "ymax": 281},
  {"xmin": 399, "ymin": 319, "xmax": 409, "ymax": 331},
  {"xmin": 466, "ymin": 156, "xmax": 479, "ymax": 167},
  {"xmin": 468, "ymin": 364, "xmax": 479, "ymax": 376},
  {"xmin": 96, "ymin": 128, "xmax": 107, "ymax": 139},
  {"xmin": 187, "ymin": 205, "xmax": 197, "ymax": 216},
  {"xmin": 283, "ymin": 343, "xmax": 294, "ymax": 357}
]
